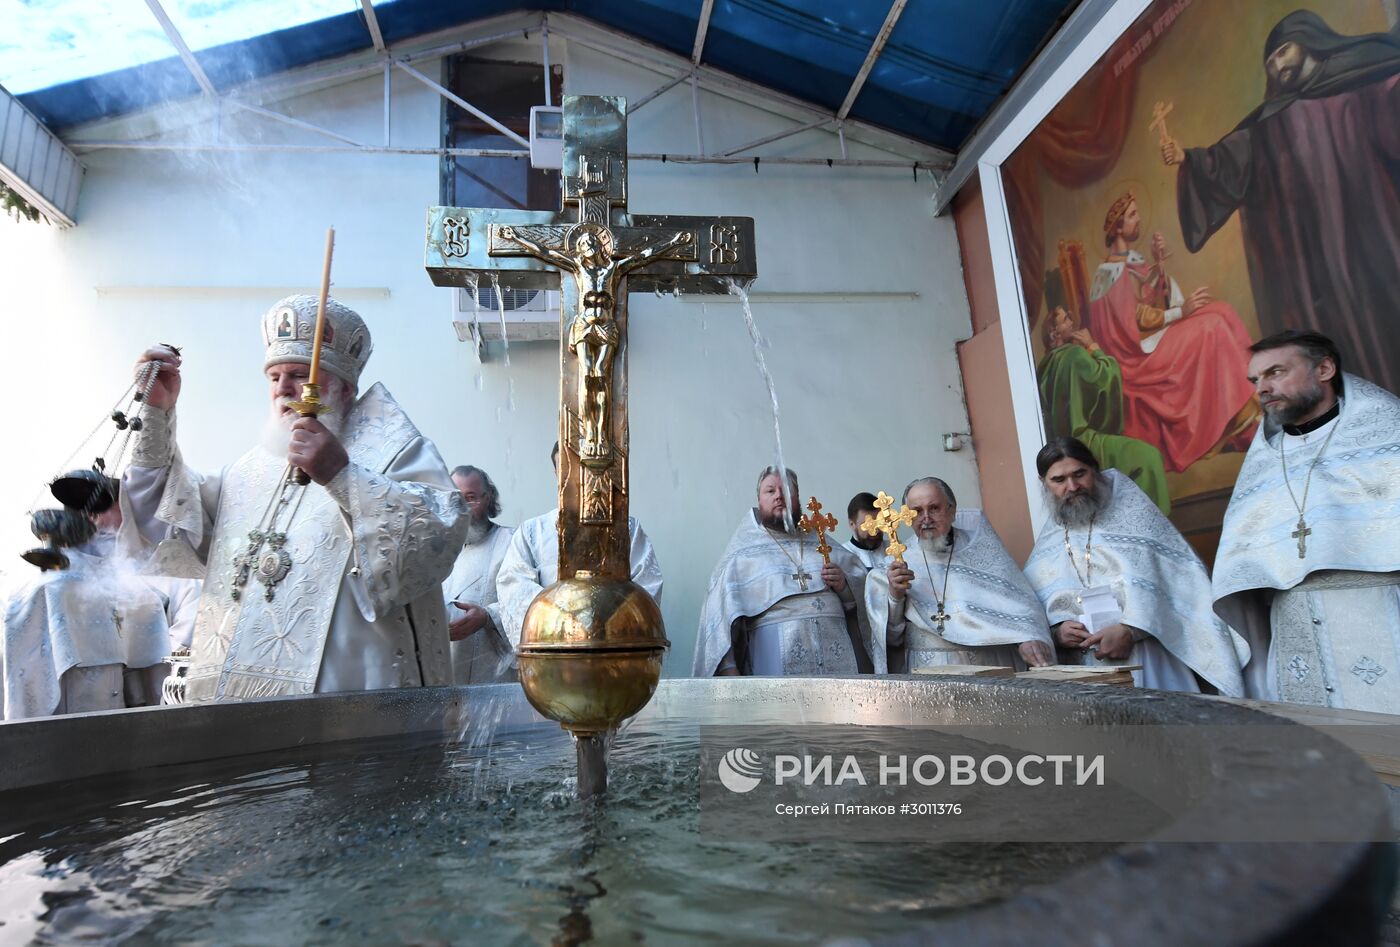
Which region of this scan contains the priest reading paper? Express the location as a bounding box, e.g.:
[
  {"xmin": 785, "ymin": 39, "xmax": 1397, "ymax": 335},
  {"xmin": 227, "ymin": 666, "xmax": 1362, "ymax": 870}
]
[
  {"xmin": 693, "ymin": 467, "xmax": 872, "ymax": 677},
  {"xmin": 119, "ymin": 295, "xmax": 467, "ymax": 699},
  {"xmin": 496, "ymin": 442, "xmax": 663, "ymax": 661},
  {"xmin": 443, "ymin": 465, "xmax": 515, "ymax": 684},
  {"xmin": 865, "ymin": 478, "xmax": 1053, "ymax": 673},
  {"xmin": 1024, "ymin": 438, "xmax": 1249, "ymax": 695},
  {"xmin": 1214, "ymin": 331, "xmax": 1400, "ymax": 711}
]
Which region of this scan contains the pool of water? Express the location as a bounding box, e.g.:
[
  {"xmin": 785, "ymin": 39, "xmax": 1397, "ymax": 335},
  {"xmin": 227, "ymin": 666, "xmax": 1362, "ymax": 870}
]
[{"xmin": 0, "ymin": 718, "xmax": 1112, "ymax": 945}]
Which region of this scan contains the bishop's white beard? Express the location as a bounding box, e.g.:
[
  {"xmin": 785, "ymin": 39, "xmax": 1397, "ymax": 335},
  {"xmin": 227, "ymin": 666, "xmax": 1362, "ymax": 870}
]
[{"xmin": 259, "ymin": 392, "xmax": 349, "ymax": 458}]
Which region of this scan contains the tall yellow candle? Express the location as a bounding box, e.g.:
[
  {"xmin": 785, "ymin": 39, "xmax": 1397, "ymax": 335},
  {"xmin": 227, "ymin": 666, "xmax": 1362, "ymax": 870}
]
[{"xmin": 308, "ymin": 227, "xmax": 335, "ymax": 384}]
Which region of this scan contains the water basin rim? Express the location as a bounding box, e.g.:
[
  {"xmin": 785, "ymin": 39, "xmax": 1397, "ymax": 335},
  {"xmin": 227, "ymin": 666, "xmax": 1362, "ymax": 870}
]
[{"xmin": 0, "ymin": 677, "xmax": 1388, "ymax": 946}]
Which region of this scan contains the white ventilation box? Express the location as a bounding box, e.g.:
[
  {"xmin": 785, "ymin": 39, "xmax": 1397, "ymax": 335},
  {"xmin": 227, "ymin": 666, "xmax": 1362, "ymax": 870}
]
[{"xmin": 452, "ymin": 285, "xmax": 560, "ymax": 359}]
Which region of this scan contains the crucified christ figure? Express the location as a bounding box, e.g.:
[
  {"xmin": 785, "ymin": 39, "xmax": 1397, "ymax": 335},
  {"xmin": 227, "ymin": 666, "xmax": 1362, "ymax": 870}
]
[{"xmin": 496, "ymin": 221, "xmax": 693, "ymax": 466}]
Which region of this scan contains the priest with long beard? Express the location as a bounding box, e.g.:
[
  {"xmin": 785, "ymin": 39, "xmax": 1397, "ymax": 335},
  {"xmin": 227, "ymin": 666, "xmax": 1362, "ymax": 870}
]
[
  {"xmin": 865, "ymin": 478, "xmax": 1053, "ymax": 674},
  {"xmin": 693, "ymin": 466, "xmax": 872, "ymax": 677},
  {"xmin": 118, "ymin": 295, "xmax": 467, "ymax": 700},
  {"xmin": 1024, "ymin": 437, "xmax": 1248, "ymax": 695}
]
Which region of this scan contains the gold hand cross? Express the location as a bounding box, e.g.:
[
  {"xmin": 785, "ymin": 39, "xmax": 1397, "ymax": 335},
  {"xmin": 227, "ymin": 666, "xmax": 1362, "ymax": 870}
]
[
  {"xmin": 860, "ymin": 490, "xmax": 916, "ymax": 564},
  {"xmin": 799, "ymin": 496, "xmax": 838, "ymax": 566}
]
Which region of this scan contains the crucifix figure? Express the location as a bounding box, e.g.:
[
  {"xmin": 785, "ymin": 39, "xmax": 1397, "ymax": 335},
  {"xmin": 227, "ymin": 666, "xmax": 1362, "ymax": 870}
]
[
  {"xmin": 496, "ymin": 221, "xmax": 693, "ymax": 467},
  {"xmin": 425, "ymin": 95, "xmax": 756, "ymax": 582},
  {"xmin": 1293, "ymin": 517, "xmax": 1312, "ymax": 559}
]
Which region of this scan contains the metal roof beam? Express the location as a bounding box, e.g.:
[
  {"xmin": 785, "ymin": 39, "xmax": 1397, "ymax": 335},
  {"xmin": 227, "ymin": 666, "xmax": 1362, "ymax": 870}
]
[
  {"xmin": 359, "ymin": 0, "xmax": 387, "ymax": 54},
  {"xmin": 629, "ymin": 72, "xmax": 692, "ymax": 114},
  {"xmin": 837, "ymin": 0, "xmax": 907, "ymax": 121},
  {"xmin": 68, "ymin": 139, "xmax": 945, "ymax": 171},
  {"xmin": 548, "ymin": 18, "xmax": 950, "ymax": 166},
  {"xmin": 721, "ymin": 117, "xmax": 830, "ymax": 156},
  {"xmin": 393, "ymin": 59, "xmax": 530, "ymax": 149},
  {"xmin": 142, "ymin": 0, "xmax": 217, "ymax": 97},
  {"xmin": 692, "ymin": 0, "xmax": 715, "ymax": 64},
  {"xmin": 227, "ymin": 100, "xmax": 364, "ymax": 147}
]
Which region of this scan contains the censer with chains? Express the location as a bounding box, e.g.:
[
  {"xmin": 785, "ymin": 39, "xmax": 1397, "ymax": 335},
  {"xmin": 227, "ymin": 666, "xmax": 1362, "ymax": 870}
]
[{"xmin": 20, "ymin": 354, "xmax": 171, "ymax": 571}]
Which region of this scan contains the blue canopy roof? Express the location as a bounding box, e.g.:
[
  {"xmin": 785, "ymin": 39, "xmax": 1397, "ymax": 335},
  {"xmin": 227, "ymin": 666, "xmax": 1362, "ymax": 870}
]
[{"xmin": 4, "ymin": 0, "xmax": 1073, "ymax": 152}]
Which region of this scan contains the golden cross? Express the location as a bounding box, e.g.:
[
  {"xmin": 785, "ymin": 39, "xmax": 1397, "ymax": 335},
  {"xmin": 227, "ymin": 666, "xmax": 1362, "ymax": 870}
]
[
  {"xmin": 426, "ymin": 96, "xmax": 755, "ymax": 582},
  {"xmin": 860, "ymin": 490, "xmax": 916, "ymax": 564},
  {"xmin": 1149, "ymin": 100, "xmax": 1174, "ymax": 144},
  {"xmin": 798, "ymin": 496, "xmax": 838, "ymax": 566}
]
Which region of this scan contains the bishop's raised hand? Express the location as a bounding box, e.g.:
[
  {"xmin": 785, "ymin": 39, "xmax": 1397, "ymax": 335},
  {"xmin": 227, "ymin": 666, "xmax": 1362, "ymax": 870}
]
[{"xmin": 135, "ymin": 344, "xmax": 182, "ymax": 411}]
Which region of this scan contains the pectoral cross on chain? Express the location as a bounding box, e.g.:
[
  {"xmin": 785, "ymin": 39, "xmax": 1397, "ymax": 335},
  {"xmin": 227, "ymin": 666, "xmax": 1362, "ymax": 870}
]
[
  {"xmin": 931, "ymin": 606, "xmax": 949, "ymax": 633},
  {"xmin": 791, "ymin": 567, "xmax": 814, "ymax": 592},
  {"xmin": 1293, "ymin": 517, "xmax": 1312, "ymax": 559}
]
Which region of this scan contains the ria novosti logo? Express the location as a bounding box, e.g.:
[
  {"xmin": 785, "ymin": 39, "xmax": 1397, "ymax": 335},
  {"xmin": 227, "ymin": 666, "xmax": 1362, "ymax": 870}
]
[{"xmin": 717, "ymin": 747, "xmax": 764, "ymax": 793}]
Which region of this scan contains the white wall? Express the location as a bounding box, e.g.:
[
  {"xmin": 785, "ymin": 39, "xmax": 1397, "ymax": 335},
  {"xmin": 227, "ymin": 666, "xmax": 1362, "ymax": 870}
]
[{"xmin": 0, "ymin": 33, "xmax": 978, "ymax": 674}]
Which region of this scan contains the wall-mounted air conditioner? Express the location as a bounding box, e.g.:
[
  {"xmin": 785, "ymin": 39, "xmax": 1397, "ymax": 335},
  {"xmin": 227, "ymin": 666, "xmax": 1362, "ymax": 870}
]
[{"xmin": 452, "ymin": 285, "xmax": 561, "ymax": 359}]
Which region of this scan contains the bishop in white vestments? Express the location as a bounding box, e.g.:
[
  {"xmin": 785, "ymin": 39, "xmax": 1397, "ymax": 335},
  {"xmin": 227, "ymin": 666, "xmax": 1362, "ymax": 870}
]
[
  {"xmin": 693, "ymin": 467, "xmax": 872, "ymax": 677},
  {"xmin": 442, "ymin": 465, "xmax": 515, "ymax": 684},
  {"xmin": 865, "ymin": 478, "xmax": 1053, "ymax": 674},
  {"xmin": 1214, "ymin": 332, "xmax": 1400, "ymax": 711},
  {"xmin": 118, "ymin": 296, "xmax": 467, "ymax": 700},
  {"xmin": 1025, "ymin": 438, "xmax": 1249, "ymax": 695}
]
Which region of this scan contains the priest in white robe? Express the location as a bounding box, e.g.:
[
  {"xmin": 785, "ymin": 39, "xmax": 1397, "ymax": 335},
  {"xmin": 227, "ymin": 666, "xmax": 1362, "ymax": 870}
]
[
  {"xmin": 693, "ymin": 467, "xmax": 872, "ymax": 677},
  {"xmin": 1214, "ymin": 331, "xmax": 1400, "ymax": 711},
  {"xmin": 443, "ymin": 465, "xmax": 515, "ymax": 684},
  {"xmin": 3, "ymin": 482, "xmax": 200, "ymax": 719},
  {"xmin": 118, "ymin": 295, "xmax": 467, "ymax": 700},
  {"xmin": 866, "ymin": 478, "xmax": 1053, "ymax": 673},
  {"xmin": 496, "ymin": 443, "xmax": 663, "ymax": 661},
  {"xmin": 1025, "ymin": 438, "xmax": 1249, "ymax": 695},
  {"xmin": 841, "ymin": 491, "xmax": 885, "ymax": 572}
]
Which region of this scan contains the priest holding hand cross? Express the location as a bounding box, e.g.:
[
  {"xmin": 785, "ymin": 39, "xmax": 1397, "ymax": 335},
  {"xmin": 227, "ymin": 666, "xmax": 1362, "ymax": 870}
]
[
  {"xmin": 865, "ymin": 478, "xmax": 1053, "ymax": 674},
  {"xmin": 693, "ymin": 467, "xmax": 873, "ymax": 677}
]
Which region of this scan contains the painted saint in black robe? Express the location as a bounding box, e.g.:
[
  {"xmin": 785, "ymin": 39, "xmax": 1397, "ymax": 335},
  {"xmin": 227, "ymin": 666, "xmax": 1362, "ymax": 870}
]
[{"xmin": 1169, "ymin": 11, "xmax": 1400, "ymax": 390}]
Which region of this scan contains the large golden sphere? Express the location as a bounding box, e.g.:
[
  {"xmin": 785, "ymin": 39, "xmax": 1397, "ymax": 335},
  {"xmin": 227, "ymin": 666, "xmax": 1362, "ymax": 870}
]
[{"xmin": 517, "ymin": 575, "xmax": 668, "ymax": 736}]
